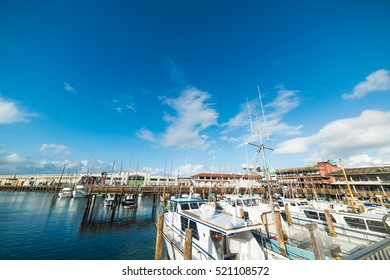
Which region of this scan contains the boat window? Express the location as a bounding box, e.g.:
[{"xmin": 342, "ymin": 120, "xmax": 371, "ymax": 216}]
[
  {"xmin": 236, "ymin": 199, "xmax": 243, "ymax": 206},
  {"xmin": 290, "ymin": 203, "xmax": 297, "ymax": 206},
  {"xmin": 344, "ymin": 217, "xmax": 367, "ymax": 230},
  {"xmin": 366, "ymin": 220, "xmax": 388, "ymax": 234},
  {"xmin": 189, "ymin": 220, "xmax": 199, "ymax": 240},
  {"xmin": 304, "ymin": 210, "xmax": 319, "ymax": 220},
  {"xmin": 180, "ymin": 203, "xmax": 190, "ymax": 210},
  {"xmin": 319, "ymin": 213, "xmax": 336, "ymax": 223},
  {"xmin": 190, "ymin": 202, "xmax": 199, "ymax": 209},
  {"xmin": 180, "ymin": 216, "xmax": 188, "ymax": 232},
  {"xmin": 278, "ymin": 201, "xmax": 284, "ymax": 207},
  {"xmin": 243, "ymin": 200, "xmax": 251, "ymax": 207}
]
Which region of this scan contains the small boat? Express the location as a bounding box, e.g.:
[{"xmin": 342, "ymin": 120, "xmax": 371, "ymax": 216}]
[
  {"xmin": 58, "ymin": 187, "xmax": 73, "ymax": 198},
  {"xmin": 162, "ymin": 188, "xmax": 289, "ymax": 260},
  {"xmin": 104, "ymin": 193, "xmax": 117, "ymax": 207},
  {"xmin": 72, "ymin": 185, "xmax": 88, "ymax": 198},
  {"xmin": 122, "ymin": 194, "xmax": 137, "ymax": 208}
]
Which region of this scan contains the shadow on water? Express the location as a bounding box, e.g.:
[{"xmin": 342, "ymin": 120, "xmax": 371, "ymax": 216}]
[{"xmin": 78, "ymin": 194, "xmax": 160, "ymax": 234}]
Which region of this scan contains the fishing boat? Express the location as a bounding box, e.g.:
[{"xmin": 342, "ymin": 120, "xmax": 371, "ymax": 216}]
[
  {"xmin": 122, "ymin": 194, "xmax": 137, "ymax": 208},
  {"xmin": 162, "ymin": 189, "xmax": 288, "ymax": 260},
  {"xmin": 104, "ymin": 193, "xmax": 117, "ymax": 207},
  {"xmin": 58, "ymin": 187, "xmax": 73, "ymax": 198},
  {"xmin": 72, "ymin": 185, "xmax": 88, "ymax": 198}
]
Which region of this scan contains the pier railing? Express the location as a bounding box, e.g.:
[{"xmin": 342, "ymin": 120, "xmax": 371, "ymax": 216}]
[{"xmin": 342, "ymin": 236, "xmax": 390, "ymax": 260}]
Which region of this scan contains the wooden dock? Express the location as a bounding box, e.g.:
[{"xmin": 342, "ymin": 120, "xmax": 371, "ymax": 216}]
[{"xmin": 1, "ymin": 184, "xmax": 389, "ymax": 202}]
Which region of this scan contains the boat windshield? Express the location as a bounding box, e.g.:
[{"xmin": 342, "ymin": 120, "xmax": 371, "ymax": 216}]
[{"xmin": 242, "ymin": 199, "xmax": 259, "ymax": 207}]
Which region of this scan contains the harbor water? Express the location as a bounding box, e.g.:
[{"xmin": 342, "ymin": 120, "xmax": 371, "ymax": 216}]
[{"xmin": 0, "ymin": 191, "xmax": 166, "ymax": 260}]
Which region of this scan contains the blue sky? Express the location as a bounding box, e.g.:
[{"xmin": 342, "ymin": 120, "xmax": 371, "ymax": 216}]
[{"xmin": 1, "ymin": 0, "xmax": 390, "ymax": 176}]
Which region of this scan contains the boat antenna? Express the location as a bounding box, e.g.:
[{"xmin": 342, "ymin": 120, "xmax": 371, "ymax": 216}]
[{"xmin": 257, "ymin": 84, "xmax": 269, "ymax": 141}]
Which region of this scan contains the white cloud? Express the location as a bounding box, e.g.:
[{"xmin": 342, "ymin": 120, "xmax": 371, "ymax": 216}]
[
  {"xmin": 174, "ymin": 163, "xmax": 211, "ymax": 177},
  {"xmin": 274, "ymin": 110, "xmax": 390, "ymax": 167},
  {"xmin": 0, "ymin": 151, "xmax": 109, "ymax": 175},
  {"xmin": 0, "ymin": 97, "xmax": 33, "ymax": 124},
  {"xmin": 136, "ymin": 128, "xmax": 157, "ymax": 143},
  {"xmin": 342, "ymin": 69, "xmax": 390, "ymax": 99},
  {"xmin": 64, "ymin": 82, "xmax": 76, "ymax": 93},
  {"xmin": 39, "ymin": 143, "xmax": 70, "ymax": 156},
  {"xmin": 137, "ymin": 87, "xmax": 218, "ymax": 150}
]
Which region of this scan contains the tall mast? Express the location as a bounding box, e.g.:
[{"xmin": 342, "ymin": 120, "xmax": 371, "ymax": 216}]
[{"xmin": 247, "ymin": 84, "xmax": 274, "ymax": 210}]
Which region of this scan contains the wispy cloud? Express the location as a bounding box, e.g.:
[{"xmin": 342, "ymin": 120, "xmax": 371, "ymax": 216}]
[
  {"xmin": 222, "ymin": 85, "xmax": 302, "ymax": 144},
  {"xmin": 0, "ymin": 97, "xmax": 35, "ymax": 124},
  {"xmin": 64, "ymin": 82, "xmax": 76, "ymax": 93},
  {"xmin": 111, "ymin": 94, "xmax": 136, "ymax": 113},
  {"xmin": 164, "ymin": 58, "xmax": 188, "ymax": 86},
  {"xmin": 342, "ymin": 69, "xmax": 390, "ymax": 99},
  {"xmin": 137, "ymin": 87, "xmax": 218, "ymax": 150},
  {"xmin": 136, "ymin": 128, "xmax": 157, "ymax": 143},
  {"xmin": 274, "ymin": 109, "xmax": 390, "ymax": 166},
  {"xmin": 39, "ymin": 143, "xmax": 70, "ymax": 156}
]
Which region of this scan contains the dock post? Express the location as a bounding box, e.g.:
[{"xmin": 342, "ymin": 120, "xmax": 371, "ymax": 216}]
[
  {"xmin": 274, "ymin": 211, "xmax": 287, "ymax": 257},
  {"xmin": 89, "ymin": 194, "xmax": 96, "ymax": 222},
  {"xmin": 284, "ymin": 204, "xmax": 292, "ymax": 226},
  {"xmin": 324, "ymin": 209, "xmax": 336, "ymax": 237},
  {"xmin": 155, "ymin": 213, "xmax": 164, "ymax": 260},
  {"xmin": 305, "ymin": 223, "xmax": 324, "ymax": 260},
  {"xmin": 184, "ymin": 228, "xmax": 192, "ymax": 260}
]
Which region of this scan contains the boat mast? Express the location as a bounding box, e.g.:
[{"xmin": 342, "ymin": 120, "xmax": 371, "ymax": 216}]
[{"xmin": 247, "ymin": 85, "xmax": 274, "ymax": 208}]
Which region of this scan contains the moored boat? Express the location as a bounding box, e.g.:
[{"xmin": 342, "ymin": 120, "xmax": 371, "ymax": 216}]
[
  {"xmin": 277, "ymin": 197, "xmax": 390, "ymax": 241},
  {"xmin": 122, "ymin": 194, "xmax": 137, "ymax": 208},
  {"xmin": 72, "ymin": 185, "xmax": 88, "ymax": 198},
  {"xmin": 162, "ymin": 189, "xmax": 288, "ymax": 260},
  {"xmin": 104, "ymin": 193, "xmax": 117, "ymax": 207},
  {"xmin": 58, "ymin": 187, "xmax": 73, "ymax": 198}
]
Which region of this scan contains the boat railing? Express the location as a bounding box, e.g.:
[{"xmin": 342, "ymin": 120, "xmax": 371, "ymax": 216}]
[{"xmin": 342, "ymin": 236, "xmax": 390, "ymax": 260}]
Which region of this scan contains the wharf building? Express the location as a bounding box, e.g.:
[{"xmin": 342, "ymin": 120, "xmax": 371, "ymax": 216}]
[
  {"xmin": 275, "ymin": 161, "xmax": 390, "ymax": 201},
  {"xmin": 0, "ymin": 171, "xmax": 190, "ymax": 188}
]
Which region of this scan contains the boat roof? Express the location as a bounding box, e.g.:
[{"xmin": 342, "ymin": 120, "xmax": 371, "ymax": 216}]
[
  {"xmin": 168, "ymin": 197, "xmax": 207, "ymax": 203},
  {"xmin": 176, "ymin": 206, "xmax": 263, "ymax": 234},
  {"xmin": 299, "ymin": 206, "xmax": 387, "ymax": 219}
]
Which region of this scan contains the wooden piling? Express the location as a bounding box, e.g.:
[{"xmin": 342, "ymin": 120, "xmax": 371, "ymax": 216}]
[
  {"xmin": 239, "ymin": 207, "xmax": 244, "ymax": 219},
  {"xmin": 284, "ymin": 204, "xmax": 292, "ymax": 226},
  {"xmin": 89, "ymin": 194, "xmax": 96, "ymax": 222},
  {"xmin": 324, "ymin": 209, "xmax": 336, "ymax": 237},
  {"xmin": 305, "ymin": 223, "xmax": 323, "ymax": 260},
  {"xmin": 184, "ymin": 228, "xmax": 192, "ymax": 260},
  {"xmin": 274, "ymin": 211, "xmax": 287, "ymax": 257},
  {"xmin": 155, "ymin": 213, "xmax": 164, "ymax": 260}
]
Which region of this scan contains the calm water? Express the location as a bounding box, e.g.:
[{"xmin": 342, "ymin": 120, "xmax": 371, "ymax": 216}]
[{"xmin": 0, "ymin": 191, "xmax": 166, "ymax": 260}]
